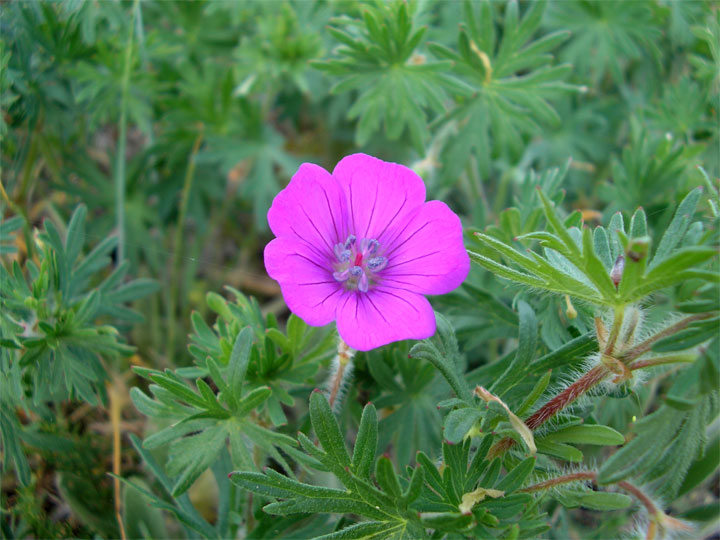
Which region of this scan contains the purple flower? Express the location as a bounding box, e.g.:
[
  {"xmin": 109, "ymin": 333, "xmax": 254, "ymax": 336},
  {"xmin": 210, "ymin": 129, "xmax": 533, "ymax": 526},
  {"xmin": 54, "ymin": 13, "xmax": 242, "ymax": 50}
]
[{"xmin": 264, "ymin": 153, "xmax": 469, "ymax": 351}]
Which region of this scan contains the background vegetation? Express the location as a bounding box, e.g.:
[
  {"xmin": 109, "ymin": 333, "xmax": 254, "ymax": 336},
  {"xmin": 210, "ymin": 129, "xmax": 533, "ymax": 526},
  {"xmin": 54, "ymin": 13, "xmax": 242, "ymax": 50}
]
[{"xmin": 1, "ymin": 1, "xmax": 718, "ymax": 538}]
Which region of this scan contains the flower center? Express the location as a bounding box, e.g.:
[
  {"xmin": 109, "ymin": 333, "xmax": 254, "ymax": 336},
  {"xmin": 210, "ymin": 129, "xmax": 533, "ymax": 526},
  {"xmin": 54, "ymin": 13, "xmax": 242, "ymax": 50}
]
[{"xmin": 332, "ymin": 235, "xmax": 388, "ymax": 292}]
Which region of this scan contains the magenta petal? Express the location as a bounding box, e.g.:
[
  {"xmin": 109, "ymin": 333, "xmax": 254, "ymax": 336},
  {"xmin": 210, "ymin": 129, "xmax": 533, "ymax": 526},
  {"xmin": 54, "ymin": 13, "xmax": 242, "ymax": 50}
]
[
  {"xmin": 267, "ymin": 163, "xmax": 347, "ymax": 259},
  {"xmin": 332, "ymin": 154, "xmax": 426, "ymax": 244},
  {"xmin": 264, "ymin": 237, "xmax": 340, "ymax": 326},
  {"xmin": 380, "ymin": 200, "xmax": 470, "ymax": 295},
  {"xmin": 335, "ymin": 288, "xmax": 436, "ymax": 351}
]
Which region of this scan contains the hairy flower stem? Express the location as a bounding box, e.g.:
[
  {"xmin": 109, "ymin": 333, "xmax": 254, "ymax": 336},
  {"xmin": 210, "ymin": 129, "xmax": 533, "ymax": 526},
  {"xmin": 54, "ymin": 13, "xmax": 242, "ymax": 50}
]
[
  {"xmin": 328, "ymin": 339, "xmax": 355, "ymax": 410},
  {"xmin": 520, "ymin": 471, "xmax": 596, "ymax": 492},
  {"xmin": 489, "ymin": 310, "xmax": 715, "ymax": 459},
  {"xmin": 604, "ymin": 306, "xmax": 624, "ymax": 356},
  {"xmin": 622, "ymin": 312, "xmax": 715, "ymax": 361},
  {"xmin": 521, "ymin": 472, "xmax": 687, "ymax": 540},
  {"xmin": 489, "ymin": 365, "xmax": 608, "ymax": 458},
  {"xmin": 629, "ymin": 353, "xmax": 695, "ymax": 371}
]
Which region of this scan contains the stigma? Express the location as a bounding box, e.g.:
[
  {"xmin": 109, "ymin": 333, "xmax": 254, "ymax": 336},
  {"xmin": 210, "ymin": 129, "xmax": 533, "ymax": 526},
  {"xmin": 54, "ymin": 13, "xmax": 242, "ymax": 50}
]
[{"xmin": 332, "ymin": 234, "xmax": 387, "ymax": 292}]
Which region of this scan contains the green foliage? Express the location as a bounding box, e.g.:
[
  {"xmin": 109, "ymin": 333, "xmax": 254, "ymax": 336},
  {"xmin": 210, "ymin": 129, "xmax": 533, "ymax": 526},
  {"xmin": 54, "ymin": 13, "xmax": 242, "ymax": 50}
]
[
  {"xmin": 470, "ymin": 186, "xmax": 717, "ymax": 307},
  {"xmin": 0, "ymin": 205, "xmax": 157, "ymax": 489},
  {"xmin": 431, "ymin": 0, "xmax": 575, "ymax": 179},
  {"xmin": 3, "ymin": 0, "xmax": 719, "ymax": 538},
  {"xmin": 314, "ymin": 1, "xmax": 467, "ymax": 152},
  {"xmin": 131, "ymin": 291, "xmax": 335, "ymax": 498}
]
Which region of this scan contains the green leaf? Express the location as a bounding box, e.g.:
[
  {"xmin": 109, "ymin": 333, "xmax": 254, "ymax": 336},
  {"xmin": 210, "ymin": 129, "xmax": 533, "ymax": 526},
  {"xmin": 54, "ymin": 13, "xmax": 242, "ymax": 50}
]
[
  {"xmin": 541, "ymin": 425, "xmax": 625, "ymax": 446},
  {"xmin": 651, "ymin": 187, "xmax": 702, "ymax": 268},
  {"xmin": 495, "ymin": 456, "xmax": 535, "ymax": 493},
  {"xmin": 516, "ymin": 369, "xmax": 552, "ymax": 417},
  {"xmin": 310, "ymin": 391, "xmax": 351, "ymax": 468},
  {"xmin": 444, "ymin": 407, "xmax": 483, "ymax": 444},
  {"xmin": 573, "ymin": 492, "xmax": 632, "ymax": 511},
  {"xmin": 410, "ymin": 335, "xmax": 472, "ymax": 403},
  {"xmin": 401, "ymin": 466, "xmax": 425, "ymax": 506},
  {"xmin": 167, "ymin": 423, "xmax": 229, "ymax": 497},
  {"xmin": 536, "ymin": 440, "xmax": 583, "ymax": 462},
  {"xmin": 492, "ymin": 300, "xmax": 537, "ymax": 395},
  {"xmin": 352, "ymin": 403, "xmax": 378, "ymax": 479},
  {"xmin": 375, "ymin": 457, "xmax": 402, "ymax": 499},
  {"xmin": 230, "ymin": 469, "xmax": 346, "ymax": 500},
  {"xmin": 315, "ymin": 521, "xmax": 406, "ymax": 540},
  {"xmin": 236, "ymin": 386, "xmax": 272, "ymax": 417},
  {"xmin": 65, "ymin": 204, "xmax": 87, "ymax": 267},
  {"xmin": 227, "ymin": 327, "xmax": 253, "ymax": 409}
]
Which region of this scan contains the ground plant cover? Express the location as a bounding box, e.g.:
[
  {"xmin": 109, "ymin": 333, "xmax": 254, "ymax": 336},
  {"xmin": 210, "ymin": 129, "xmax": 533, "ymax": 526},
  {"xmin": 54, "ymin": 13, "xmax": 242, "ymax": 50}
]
[{"xmin": 1, "ymin": 1, "xmax": 719, "ymax": 538}]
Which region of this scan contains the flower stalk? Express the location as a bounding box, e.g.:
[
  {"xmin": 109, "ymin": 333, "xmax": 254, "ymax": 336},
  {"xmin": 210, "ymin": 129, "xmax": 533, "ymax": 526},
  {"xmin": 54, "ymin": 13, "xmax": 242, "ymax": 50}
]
[
  {"xmin": 328, "ymin": 338, "xmax": 355, "ymax": 410},
  {"xmin": 521, "ymin": 471, "xmax": 691, "ymax": 540},
  {"xmin": 489, "ymin": 309, "xmax": 712, "ymax": 459}
]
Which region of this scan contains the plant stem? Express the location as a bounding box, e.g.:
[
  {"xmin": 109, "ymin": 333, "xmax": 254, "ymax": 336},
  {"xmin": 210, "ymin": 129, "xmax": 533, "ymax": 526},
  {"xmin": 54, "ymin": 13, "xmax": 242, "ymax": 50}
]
[
  {"xmin": 108, "ymin": 376, "xmax": 127, "ymax": 540},
  {"xmin": 629, "ymin": 353, "xmax": 695, "ymax": 371},
  {"xmin": 622, "ymin": 312, "xmax": 715, "ymax": 361},
  {"xmin": 328, "ymin": 339, "xmax": 355, "ymax": 410},
  {"xmin": 520, "ymin": 471, "xmax": 596, "ymax": 493},
  {"xmin": 166, "ymin": 129, "xmax": 204, "ymax": 362},
  {"xmin": 489, "ymin": 365, "xmax": 608, "ymax": 458},
  {"xmin": 521, "ymin": 472, "xmax": 657, "ymax": 516},
  {"xmin": 522, "ymin": 471, "xmax": 691, "ymax": 540},
  {"xmin": 605, "ymin": 305, "xmax": 625, "ymax": 356},
  {"xmin": 115, "ymin": 0, "xmax": 139, "ymax": 265}
]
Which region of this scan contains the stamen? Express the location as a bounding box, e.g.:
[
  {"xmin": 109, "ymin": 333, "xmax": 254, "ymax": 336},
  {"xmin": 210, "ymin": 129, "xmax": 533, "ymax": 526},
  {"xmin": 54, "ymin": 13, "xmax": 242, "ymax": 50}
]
[
  {"xmin": 360, "ymin": 238, "xmax": 379, "ymax": 255},
  {"xmin": 333, "ymin": 269, "xmax": 350, "ymax": 282},
  {"xmin": 344, "ymin": 235, "xmax": 356, "ymax": 249},
  {"xmin": 358, "ymin": 272, "xmax": 369, "ymax": 293},
  {"xmin": 367, "ymin": 256, "xmax": 387, "ymax": 271}
]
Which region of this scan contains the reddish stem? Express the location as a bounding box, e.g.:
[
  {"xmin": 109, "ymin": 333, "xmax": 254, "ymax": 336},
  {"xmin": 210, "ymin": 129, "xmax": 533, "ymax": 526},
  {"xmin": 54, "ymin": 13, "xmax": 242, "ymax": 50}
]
[
  {"xmin": 489, "ymin": 365, "xmax": 608, "ymax": 458},
  {"xmin": 622, "ymin": 313, "xmax": 714, "ymax": 361},
  {"xmin": 521, "ymin": 471, "xmax": 596, "ymax": 493}
]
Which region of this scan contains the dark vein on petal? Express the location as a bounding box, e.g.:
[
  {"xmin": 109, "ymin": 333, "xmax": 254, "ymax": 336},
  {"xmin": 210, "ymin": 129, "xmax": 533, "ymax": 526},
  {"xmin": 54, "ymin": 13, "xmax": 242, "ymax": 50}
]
[
  {"xmin": 376, "ymin": 194, "xmax": 408, "ymax": 242},
  {"xmin": 365, "ymin": 181, "xmax": 380, "ymax": 238},
  {"xmin": 365, "ymin": 294, "xmax": 388, "ymax": 324},
  {"xmin": 298, "ymin": 280, "xmax": 337, "ymax": 286},
  {"xmin": 321, "ymin": 186, "xmax": 340, "ymax": 243},
  {"xmin": 300, "ymin": 205, "xmax": 333, "ymax": 252},
  {"xmin": 387, "ymin": 250, "xmax": 441, "ymax": 269},
  {"xmin": 289, "ymin": 225, "xmax": 331, "ymax": 261},
  {"xmin": 385, "ymin": 221, "xmax": 433, "ymax": 258},
  {"xmin": 349, "ymin": 181, "xmax": 357, "ymax": 235},
  {"xmin": 314, "ymin": 286, "xmax": 341, "ymax": 308},
  {"xmin": 295, "ymin": 253, "xmax": 332, "ymax": 274},
  {"xmin": 374, "ymin": 288, "xmax": 420, "ymax": 314},
  {"xmin": 380, "ymin": 272, "xmax": 446, "ymax": 278}
]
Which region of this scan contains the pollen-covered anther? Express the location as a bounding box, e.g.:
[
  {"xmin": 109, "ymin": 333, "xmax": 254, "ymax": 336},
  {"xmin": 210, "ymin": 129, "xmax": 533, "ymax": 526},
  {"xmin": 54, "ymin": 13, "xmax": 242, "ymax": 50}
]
[
  {"xmin": 367, "ymin": 256, "xmax": 388, "ymax": 271},
  {"xmin": 360, "ymin": 238, "xmax": 380, "ymax": 255}
]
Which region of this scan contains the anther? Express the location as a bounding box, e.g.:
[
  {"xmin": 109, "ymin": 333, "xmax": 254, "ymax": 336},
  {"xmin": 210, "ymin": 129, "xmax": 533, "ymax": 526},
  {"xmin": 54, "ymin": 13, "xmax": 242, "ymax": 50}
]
[
  {"xmin": 344, "ymin": 235, "xmax": 356, "ymax": 249},
  {"xmin": 360, "ymin": 238, "xmax": 379, "ymax": 254},
  {"xmin": 333, "ymin": 243, "xmax": 347, "ymax": 261},
  {"xmin": 349, "ymin": 266, "xmax": 363, "ymax": 277},
  {"xmin": 367, "ymin": 256, "xmax": 387, "ymax": 271}
]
